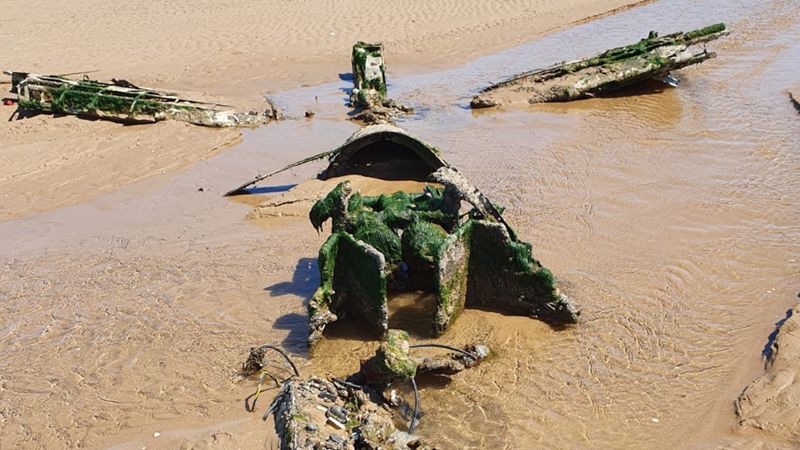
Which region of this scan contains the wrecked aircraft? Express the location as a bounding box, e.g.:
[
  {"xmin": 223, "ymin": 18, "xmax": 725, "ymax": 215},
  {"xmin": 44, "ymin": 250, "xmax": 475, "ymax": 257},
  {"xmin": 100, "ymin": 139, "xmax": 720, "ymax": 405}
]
[
  {"xmin": 471, "ymin": 23, "xmax": 729, "ymax": 108},
  {"xmin": 6, "ymin": 70, "xmax": 279, "ymax": 127},
  {"xmin": 304, "ymin": 124, "xmax": 579, "ymax": 348}
]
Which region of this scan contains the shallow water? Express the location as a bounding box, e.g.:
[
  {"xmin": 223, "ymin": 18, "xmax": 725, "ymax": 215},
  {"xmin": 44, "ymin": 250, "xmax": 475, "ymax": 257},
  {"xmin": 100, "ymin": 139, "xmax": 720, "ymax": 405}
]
[{"xmin": 1, "ymin": 0, "xmax": 799, "ymax": 448}]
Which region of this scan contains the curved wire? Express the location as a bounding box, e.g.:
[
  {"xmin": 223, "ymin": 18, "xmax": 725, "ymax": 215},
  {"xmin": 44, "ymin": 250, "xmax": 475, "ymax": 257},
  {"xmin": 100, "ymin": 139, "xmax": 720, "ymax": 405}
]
[
  {"xmin": 257, "ymin": 345, "xmax": 300, "ymax": 377},
  {"xmin": 408, "ymin": 377, "xmax": 420, "ymax": 433}
]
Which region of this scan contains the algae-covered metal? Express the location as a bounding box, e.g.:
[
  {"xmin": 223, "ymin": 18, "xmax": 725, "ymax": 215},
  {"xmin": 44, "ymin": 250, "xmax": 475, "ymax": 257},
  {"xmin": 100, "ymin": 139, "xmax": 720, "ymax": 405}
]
[
  {"xmin": 471, "ymin": 23, "xmax": 729, "ymax": 107},
  {"xmin": 352, "ymin": 42, "xmax": 387, "ymax": 99},
  {"xmin": 348, "ymin": 43, "xmax": 412, "ymax": 124},
  {"xmin": 7, "ymin": 71, "xmax": 279, "ymax": 127},
  {"xmin": 307, "ymin": 126, "xmax": 579, "ymax": 348}
]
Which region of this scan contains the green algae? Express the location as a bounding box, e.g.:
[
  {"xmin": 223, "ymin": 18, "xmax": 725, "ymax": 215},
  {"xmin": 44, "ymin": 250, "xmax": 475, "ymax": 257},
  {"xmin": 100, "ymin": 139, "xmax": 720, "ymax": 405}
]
[
  {"xmin": 351, "ymin": 42, "xmax": 387, "ymax": 97},
  {"xmin": 402, "ymin": 219, "xmax": 447, "ymax": 269},
  {"xmin": 48, "ymin": 82, "xmax": 164, "ymax": 116},
  {"xmin": 359, "ymin": 329, "xmax": 416, "ymax": 385},
  {"xmin": 683, "ymin": 23, "xmax": 727, "ymax": 41},
  {"xmin": 351, "ymin": 213, "xmax": 402, "ymax": 264},
  {"xmin": 520, "ymin": 23, "xmax": 727, "ymax": 83},
  {"xmin": 310, "ymin": 181, "xmax": 351, "ymax": 232},
  {"xmin": 309, "ymin": 182, "xmax": 456, "ymax": 269},
  {"xmin": 310, "ymin": 233, "xmax": 340, "ymax": 314},
  {"xmin": 381, "ymin": 329, "xmax": 416, "ymax": 379},
  {"xmin": 309, "ymin": 174, "xmax": 578, "ymax": 344}
]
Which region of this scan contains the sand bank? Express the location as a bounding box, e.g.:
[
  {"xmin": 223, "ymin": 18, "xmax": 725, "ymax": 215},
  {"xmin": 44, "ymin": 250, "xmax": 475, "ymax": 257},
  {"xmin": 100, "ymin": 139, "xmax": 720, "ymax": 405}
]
[{"xmin": 0, "ymin": 0, "xmax": 649, "ymax": 221}]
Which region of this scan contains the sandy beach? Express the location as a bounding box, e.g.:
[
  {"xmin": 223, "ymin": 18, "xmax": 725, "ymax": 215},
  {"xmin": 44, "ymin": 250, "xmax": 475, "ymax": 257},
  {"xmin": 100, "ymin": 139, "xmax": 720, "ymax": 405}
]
[
  {"xmin": 2, "ymin": 0, "xmax": 799, "ymax": 449},
  {"xmin": 0, "ymin": 0, "xmax": 648, "ymax": 221}
]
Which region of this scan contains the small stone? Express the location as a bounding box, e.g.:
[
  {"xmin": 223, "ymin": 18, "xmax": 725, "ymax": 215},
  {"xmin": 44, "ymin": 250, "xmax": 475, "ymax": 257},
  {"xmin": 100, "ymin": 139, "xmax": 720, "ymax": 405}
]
[
  {"xmin": 153, "ymin": 432, "xmax": 160, "ymax": 438},
  {"xmin": 328, "ymin": 434, "xmax": 345, "ymax": 445},
  {"xmin": 305, "ymin": 423, "xmax": 318, "ymax": 432},
  {"xmin": 326, "ymin": 405, "xmax": 348, "ymax": 423},
  {"xmin": 304, "ymin": 110, "xmax": 315, "ymax": 118},
  {"xmin": 326, "ymin": 416, "xmax": 346, "ymax": 430}
]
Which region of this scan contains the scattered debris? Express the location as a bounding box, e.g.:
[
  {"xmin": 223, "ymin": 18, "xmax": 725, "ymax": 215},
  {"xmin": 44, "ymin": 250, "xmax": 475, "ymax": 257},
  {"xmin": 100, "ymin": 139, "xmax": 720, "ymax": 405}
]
[
  {"xmin": 305, "ymin": 109, "xmax": 316, "ymax": 118},
  {"xmin": 269, "ymin": 375, "xmax": 433, "ymax": 450},
  {"xmin": 5, "ymin": 70, "xmax": 280, "ymax": 127},
  {"xmin": 254, "ymin": 335, "xmax": 488, "ymax": 449},
  {"xmin": 242, "ymin": 344, "xmax": 300, "ymax": 378},
  {"xmin": 413, "ymin": 343, "xmax": 490, "ymax": 376},
  {"xmin": 350, "ymin": 98, "xmax": 413, "ymax": 125},
  {"xmin": 470, "ymin": 23, "xmax": 729, "ymax": 107},
  {"xmin": 348, "ymin": 42, "xmax": 412, "ymax": 124},
  {"xmin": 735, "ymin": 306, "xmax": 800, "ymax": 440}
]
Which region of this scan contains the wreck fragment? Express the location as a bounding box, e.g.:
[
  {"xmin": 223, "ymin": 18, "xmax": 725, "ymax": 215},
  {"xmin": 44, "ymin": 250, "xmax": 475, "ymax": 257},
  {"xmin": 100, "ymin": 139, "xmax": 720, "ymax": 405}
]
[
  {"xmin": 470, "ymin": 23, "xmax": 729, "ymax": 107},
  {"xmin": 225, "ymin": 124, "xmax": 449, "ymax": 196},
  {"xmin": 6, "ymin": 71, "xmax": 279, "ymax": 127},
  {"xmin": 268, "ymin": 375, "xmax": 432, "ymax": 450},
  {"xmin": 358, "ymin": 330, "xmax": 418, "ymax": 386},
  {"xmin": 304, "ymin": 126, "xmax": 579, "ymax": 348},
  {"xmin": 257, "ymin": 337, "xmax": 488, "ymax": 449},
  {"xmin": 351, "ymin": 42, "xmax": 387, "ymax": 101},
  {"xmin": 319, "ymin": 124, "xmax": 449, "ymax": 181},
  {"xmin": 348, "ymin": 43, "xmax": 412, "ymax": 124}
]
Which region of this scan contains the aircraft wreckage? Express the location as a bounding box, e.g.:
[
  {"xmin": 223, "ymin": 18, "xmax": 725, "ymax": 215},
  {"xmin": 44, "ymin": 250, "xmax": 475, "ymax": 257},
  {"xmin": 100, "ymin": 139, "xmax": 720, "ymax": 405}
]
[
  {"xmin": 5, "ymin": 70, "xmax": 279, "ymax": 127},
  {"xmin": 243, "ymin": 332, "xmax": 492, "ymax": 450},
  {"xmin": 471, "ymin": 23, "xmax": 729, "ymax": 108},
  {"xmin": 227, "ymin": 124, "xmax": 580, "ymax": 348}
]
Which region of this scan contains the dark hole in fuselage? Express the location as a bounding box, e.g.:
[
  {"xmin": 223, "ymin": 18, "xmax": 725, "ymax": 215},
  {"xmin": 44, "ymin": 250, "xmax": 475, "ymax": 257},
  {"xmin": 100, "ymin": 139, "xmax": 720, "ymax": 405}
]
[{"xmin": 342, "ymin": 141, "xmax": 433, "ymax": 181}]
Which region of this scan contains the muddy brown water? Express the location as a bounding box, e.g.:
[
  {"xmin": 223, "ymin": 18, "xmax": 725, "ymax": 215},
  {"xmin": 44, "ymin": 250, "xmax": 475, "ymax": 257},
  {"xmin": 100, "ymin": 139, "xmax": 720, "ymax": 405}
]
[{"xmin": 1, "ymin": 0, "xmax": 799, "ymax": 448}]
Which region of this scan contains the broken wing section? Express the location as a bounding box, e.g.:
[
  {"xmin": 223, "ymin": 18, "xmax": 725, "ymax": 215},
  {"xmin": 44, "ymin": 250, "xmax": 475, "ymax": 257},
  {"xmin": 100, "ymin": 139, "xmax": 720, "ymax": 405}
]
[
  {"xmin": 434, "ymin": 224, "xmax": 471, "ymax": 335},
  {"xmin": 434, "ymin": 221, "xmax": 579, "ymax": 335},
  {"xmin": 467, "ymin": 221, "xmax": 579, "ymax": 325}
]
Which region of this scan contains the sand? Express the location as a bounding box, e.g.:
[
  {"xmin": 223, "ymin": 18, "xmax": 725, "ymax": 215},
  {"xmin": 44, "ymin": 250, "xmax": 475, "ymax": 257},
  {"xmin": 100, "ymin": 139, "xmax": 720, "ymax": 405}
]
[
  {"xmin": 789, "ymin": 85, "xmax": 800, "ymax": 112},
  {"xmin": 736, "ymin": 305, "xmax": 800, "ymax": 441},
  {"xmin": 2, "ymin": 0, "xmax": 800, "ymax": 446},
  {"xmin": 0, "ymin": 0, "xmax": 650, "ymax": 221}
]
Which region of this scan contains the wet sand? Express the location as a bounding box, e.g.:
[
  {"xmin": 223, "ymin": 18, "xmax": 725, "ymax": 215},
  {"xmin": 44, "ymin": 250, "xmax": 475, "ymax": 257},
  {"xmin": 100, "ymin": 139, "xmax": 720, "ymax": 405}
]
[
  {"xmin": 0, "ymin": 0, "xmax": 651, "ymax": 222},
  {"xmin": 2, "ymin": 0, "xmax": 800, "ymax": 448}
]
